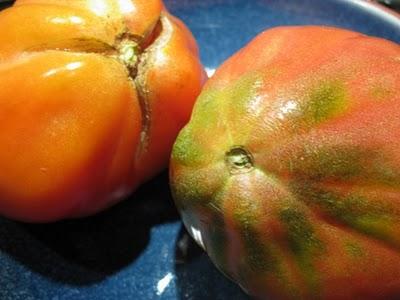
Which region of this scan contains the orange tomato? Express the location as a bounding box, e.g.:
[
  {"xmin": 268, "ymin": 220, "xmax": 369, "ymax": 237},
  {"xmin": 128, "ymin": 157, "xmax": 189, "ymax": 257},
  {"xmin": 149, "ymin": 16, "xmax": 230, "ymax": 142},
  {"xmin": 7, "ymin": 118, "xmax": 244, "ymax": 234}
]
[{"xmin": 0, "ymin": 0, "xmax": 205, "ymax": 222}]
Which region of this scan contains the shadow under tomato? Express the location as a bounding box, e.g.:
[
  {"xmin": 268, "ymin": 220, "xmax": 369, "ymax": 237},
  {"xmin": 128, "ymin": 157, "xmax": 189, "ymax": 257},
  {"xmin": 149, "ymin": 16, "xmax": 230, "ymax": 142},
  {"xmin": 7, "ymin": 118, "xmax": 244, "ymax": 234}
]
[
  {"xmin": 0, "ymin": 171, "xmax": 179, "ymax": 285},
  {"xmin": 174, "ymin": 226, "xmax": 250, "ymax": 300},
  {"xmin": 0, "ymin": 1, "xmax": 12, "ymax": 11}
]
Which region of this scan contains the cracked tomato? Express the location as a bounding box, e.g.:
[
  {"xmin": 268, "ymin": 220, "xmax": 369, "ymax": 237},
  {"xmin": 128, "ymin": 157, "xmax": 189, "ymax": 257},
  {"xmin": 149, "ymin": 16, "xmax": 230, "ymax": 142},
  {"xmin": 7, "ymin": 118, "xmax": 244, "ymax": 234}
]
[
  {"xmin": 170, "ymin": 26, "xmax": 400, "ymax": 299},
  {"xmin": 0, "ymin": 0, "xmax": 205, "ymax": 222}
]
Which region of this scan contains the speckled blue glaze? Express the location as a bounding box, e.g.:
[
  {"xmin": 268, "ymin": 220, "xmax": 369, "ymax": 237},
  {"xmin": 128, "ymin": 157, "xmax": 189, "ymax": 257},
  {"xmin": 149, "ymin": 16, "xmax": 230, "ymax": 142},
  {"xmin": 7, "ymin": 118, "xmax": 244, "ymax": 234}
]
[
  {"xmin": 0, "ymin": 1, "xmax": 399, "ymax": 300},
  {"xmin": 167, "ymin": 0, "xmax": 400, "ymax": 70}
]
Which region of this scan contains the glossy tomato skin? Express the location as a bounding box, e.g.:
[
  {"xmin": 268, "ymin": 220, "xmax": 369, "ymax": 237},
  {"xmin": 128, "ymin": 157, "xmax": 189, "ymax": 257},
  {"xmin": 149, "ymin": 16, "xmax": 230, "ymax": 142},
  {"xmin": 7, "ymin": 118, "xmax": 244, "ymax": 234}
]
[
  {"xmin": 170, "ymin": 26, "xmax": 400, "ymax": 299},
  {"xmin": 0, "ymin": 0, "xmax": 205, "ymax": 222}
]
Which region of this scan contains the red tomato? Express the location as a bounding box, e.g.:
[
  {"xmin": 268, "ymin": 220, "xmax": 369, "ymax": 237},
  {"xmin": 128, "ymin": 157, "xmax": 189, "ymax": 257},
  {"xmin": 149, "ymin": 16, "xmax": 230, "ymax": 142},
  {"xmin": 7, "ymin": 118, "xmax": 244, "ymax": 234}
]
[{"xmin": 171, "ymin": 26, "xmax": 400, "ymax": 299}]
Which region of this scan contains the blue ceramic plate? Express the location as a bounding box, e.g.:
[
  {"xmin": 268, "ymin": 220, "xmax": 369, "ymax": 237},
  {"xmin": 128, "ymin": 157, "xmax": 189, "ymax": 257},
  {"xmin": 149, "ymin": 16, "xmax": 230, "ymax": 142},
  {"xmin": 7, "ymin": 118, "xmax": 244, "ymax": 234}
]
[{"xmin": 0, "ymin": 1, "xmax": 399, "ymax": 300}]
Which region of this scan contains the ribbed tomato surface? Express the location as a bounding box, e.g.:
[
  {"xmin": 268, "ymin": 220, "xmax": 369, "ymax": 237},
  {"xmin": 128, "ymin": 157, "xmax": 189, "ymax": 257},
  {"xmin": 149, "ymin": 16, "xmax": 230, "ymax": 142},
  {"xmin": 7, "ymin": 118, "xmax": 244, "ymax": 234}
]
[
  {"xmin": 0, "ymin": 0, "xmax": 205, "ymax": 222},
  {"xmin": 171, "ymin": 26, "xmax": 400, "ymax": 299}
]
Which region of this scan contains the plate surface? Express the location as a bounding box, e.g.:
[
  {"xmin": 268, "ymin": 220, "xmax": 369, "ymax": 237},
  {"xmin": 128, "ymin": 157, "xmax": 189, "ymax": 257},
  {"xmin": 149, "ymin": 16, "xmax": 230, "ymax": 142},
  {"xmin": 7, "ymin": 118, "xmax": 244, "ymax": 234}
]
[{"xmin": 0, "ymin": 1, "xmax": 399, "ymax": 300}]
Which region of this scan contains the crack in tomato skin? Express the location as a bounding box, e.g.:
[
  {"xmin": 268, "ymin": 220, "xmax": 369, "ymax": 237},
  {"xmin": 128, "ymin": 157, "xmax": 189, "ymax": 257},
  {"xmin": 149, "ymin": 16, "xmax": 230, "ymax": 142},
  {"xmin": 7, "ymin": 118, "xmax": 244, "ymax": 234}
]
[
  {"xmin": 0, "ymin": 0, "xmax": 205, "ymax": 222},
  {"xmin": 22, "ymin": 18, "xmax": 164, "ymax": 168},
  {"xmin": 3, "ymin": 2, "xmax": 169, "ymax": 171}
]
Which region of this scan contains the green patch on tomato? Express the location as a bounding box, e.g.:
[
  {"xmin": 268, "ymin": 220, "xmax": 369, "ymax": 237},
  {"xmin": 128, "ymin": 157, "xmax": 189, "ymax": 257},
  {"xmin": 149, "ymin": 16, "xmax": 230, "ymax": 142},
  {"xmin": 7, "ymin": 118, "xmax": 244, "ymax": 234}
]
[
  {"xmin": 279, "ymin": 207, "xmax": 325, "ymax": 295},
  {"xmin": 304, "ymin": 80, "xmax": 348, "ymax": 124},
  {"xmin": 293, "ymin": 183, "xmax": 400, "ymax": 249}
]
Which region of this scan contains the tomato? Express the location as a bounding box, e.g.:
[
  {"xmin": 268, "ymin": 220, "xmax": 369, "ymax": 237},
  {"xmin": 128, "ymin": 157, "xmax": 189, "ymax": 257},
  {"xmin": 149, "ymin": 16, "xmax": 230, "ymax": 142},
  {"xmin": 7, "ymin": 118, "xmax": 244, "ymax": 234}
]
[
  {"xmin": 0, "ymin": 0, "xmax": 205, "ymax": 222},
  {"xmin": 170, "ymin": 26, "xmax": 400, "ymax": 299}
]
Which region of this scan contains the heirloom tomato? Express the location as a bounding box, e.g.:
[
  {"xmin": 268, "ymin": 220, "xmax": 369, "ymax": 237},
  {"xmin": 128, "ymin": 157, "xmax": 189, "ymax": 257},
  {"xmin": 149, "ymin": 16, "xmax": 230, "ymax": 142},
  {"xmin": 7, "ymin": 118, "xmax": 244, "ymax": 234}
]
[
  {"xmin": 171, "ymin": 26, "xmax": 400, "ymax": 299},
  {"xmin": 0, "ymin": 0, "xmax": 205, "ymax": 222}
]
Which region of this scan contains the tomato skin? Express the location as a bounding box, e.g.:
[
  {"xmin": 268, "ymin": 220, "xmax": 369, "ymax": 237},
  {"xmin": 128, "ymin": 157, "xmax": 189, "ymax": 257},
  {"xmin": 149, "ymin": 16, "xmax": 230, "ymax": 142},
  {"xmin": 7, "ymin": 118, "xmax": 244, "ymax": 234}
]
[
  {"xmin": 0, "ymin": 0, "xmax": 205, "ymax": 222},
  {"xmin": 170, "ymin": 26, "xmax": 400, "ymax": 299}
]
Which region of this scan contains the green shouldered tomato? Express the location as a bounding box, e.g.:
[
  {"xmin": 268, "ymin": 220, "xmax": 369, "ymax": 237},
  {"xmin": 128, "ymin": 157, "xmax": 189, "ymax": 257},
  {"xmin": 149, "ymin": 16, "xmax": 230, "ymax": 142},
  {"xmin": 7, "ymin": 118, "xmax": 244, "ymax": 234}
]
[{"xmin": 170, "ymin": 26, "xmax": 400, "ymax": 299}]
